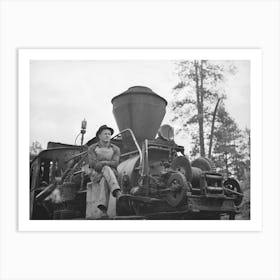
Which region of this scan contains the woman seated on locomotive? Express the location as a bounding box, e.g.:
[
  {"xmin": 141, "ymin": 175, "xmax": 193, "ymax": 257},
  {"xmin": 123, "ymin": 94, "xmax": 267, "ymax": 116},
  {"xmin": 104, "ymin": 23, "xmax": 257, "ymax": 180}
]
[{"xmin": 87, "ymin": 125, "xmax": 122, "ymax": 216}]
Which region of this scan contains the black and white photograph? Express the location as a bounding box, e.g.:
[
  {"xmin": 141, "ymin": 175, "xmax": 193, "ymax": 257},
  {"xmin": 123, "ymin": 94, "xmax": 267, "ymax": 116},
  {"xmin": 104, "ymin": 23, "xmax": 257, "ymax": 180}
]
[
  {"xmin": 28, "ymin": 56, "xmax": 251, "ymax": 221},
  {"xmin": 1, "ymin": 1, "xmax": 279, "ymax": 280}
]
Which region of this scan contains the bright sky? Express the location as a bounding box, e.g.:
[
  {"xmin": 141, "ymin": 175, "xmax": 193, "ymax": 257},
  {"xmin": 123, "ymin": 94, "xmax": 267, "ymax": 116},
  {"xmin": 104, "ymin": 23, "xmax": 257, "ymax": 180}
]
[{"xmin": 30, "ymin": 60, "xmax": 250, "ymax": 150}]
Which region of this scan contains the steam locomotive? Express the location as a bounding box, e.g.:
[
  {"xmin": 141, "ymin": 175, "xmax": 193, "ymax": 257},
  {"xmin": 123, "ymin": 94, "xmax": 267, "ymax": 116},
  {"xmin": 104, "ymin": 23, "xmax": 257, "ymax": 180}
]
[{"xmin": 30, "ymin": 86, "xmax": 243, "ymax": 220}]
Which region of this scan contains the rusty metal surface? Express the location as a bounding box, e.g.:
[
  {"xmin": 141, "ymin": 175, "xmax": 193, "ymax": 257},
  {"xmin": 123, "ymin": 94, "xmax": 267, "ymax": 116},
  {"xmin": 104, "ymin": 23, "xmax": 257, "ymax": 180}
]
[
  {"xmin": 117, "ymin": 155, "xmax": 140, "ymax": 192},
  {"xmin": 165, "ymin": 172, "xmax": 188, "ymax": 207},
  {"xmin": 191, "ymin": 157, "xmax": 212, "ymax": 171},
  {"xmin": 30, "ymin": 147, "xmax": 82, "ymax": 172},
  {"xmin": 171, "ymin": 156, "xmax": 193, "ymax": 181},
  {"xmin": 112, "ymin": 86, "xmax": 167, "ymax": 145}
]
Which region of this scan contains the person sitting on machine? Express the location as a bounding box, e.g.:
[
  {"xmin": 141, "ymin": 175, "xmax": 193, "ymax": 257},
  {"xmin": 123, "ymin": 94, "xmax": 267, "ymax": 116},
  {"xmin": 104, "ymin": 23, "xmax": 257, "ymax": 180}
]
[{"xmin": 88, "ymin": 125, "xmax": 122, "ymax": 217}]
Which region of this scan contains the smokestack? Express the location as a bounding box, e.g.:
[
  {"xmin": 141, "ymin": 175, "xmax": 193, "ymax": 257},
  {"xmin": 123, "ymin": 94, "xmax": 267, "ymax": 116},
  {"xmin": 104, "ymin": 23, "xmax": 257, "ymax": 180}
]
[{"xmin": 111, "ymin": 86, "xmax": 167, "ymax": 144}]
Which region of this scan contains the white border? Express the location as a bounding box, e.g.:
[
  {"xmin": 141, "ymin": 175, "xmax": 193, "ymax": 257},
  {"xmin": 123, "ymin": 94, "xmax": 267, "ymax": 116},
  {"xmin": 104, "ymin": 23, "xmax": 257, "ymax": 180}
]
[{"xmin": 18, "ymin": 48, "xmax": 262, "ymax": 231}]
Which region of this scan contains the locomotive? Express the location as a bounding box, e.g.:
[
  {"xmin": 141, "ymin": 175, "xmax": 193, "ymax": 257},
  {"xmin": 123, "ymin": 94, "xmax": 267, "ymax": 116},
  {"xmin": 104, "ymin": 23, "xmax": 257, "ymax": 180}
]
[{"xmin": 30, "ymin": 86, "xmax": 243, "ymax": 220}]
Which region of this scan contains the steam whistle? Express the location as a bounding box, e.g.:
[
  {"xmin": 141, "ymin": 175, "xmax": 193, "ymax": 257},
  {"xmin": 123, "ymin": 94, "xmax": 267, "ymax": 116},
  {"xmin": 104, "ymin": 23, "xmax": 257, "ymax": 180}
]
[{"xmin": 80, "ymin": 118, "xmax": 87, "ymax": 146}]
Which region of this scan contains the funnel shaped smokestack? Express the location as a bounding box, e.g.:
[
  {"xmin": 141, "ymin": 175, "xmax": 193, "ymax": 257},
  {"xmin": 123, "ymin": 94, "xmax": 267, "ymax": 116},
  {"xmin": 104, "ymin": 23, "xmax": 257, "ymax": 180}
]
[{"xmin": 111, "ymin": 86, "xmax": 167, "ymax": 144}]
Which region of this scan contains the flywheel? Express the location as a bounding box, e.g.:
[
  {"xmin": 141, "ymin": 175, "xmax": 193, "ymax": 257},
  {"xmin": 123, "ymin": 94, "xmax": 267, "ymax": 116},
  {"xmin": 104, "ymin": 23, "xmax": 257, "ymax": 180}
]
[
  {"xmin": 165, "ymin": 172, "xmax": 188, "ymax": 207},
  {"xmin": 223, "ymin": 178, "xmax": 243, "ymax": 206},
  {"xmin": 170, "ymin": 156, "xmax": 193, "ymax": 181},
  {"xmin": 191, "ymin": 157, "xmax": 216, "ymax": 172}
]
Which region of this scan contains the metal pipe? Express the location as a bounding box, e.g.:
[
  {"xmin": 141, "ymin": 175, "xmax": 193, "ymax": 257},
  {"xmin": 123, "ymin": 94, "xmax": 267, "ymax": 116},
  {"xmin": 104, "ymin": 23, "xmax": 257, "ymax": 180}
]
[
  {"xmin": 204, "ymin": 174, "xmax": 223, "ymax": 180},
  {"xmin": 120, "ymin": 150, "xmax": 139, "ymax": 158},
  {"xmin": 206, "ymin": 186, "xmax": 223, "ymax": 192},
  {"xmin": 223, "ymin": 188, "xmax": 244, "ymax": 196},
  {"xmin": 65, "ymin": 151, "xmax": 87, "ymax": 162},
  {"xmin": 112, "ymin": 128, "xmax": 143, "ymax": 166}
]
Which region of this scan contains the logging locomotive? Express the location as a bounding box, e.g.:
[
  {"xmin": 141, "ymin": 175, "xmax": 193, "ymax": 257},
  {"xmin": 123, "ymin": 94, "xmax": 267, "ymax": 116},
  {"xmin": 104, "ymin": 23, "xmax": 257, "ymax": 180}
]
[{"xmin": 30, "ymin": 86, "xmax": 243, "ymax": 220}]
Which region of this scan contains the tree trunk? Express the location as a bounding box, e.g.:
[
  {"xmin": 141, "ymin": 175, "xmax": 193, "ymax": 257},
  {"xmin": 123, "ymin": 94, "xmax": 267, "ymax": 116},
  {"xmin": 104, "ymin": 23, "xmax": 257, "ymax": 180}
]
[
  {"xmin": 225, "ymin": 152, "xmax": 229, "ymax": 177},
  {"xmin": 195, "ymin": 60, "xmax": 205, "ymax": 157},
  {"xmin": 208, "ymin": 98, "xmax": 221, "ymax": 158},
  {"xmin": 247, "ymin": 129, "xmax": 251, "ymax": 160}
]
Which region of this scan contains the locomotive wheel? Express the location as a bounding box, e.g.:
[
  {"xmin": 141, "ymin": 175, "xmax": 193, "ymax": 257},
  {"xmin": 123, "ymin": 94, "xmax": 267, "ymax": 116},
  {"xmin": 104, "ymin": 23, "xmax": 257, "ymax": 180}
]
[
  {"xmin": 223, "ymin": 178, "xmax": 243, "ymax": 206},
  {"xmin": 165, "ymin": 172, "xmax": 188, "ymax": 207},
  {"xmin": 171, "ymin": 156, "xmax": 193, "ymax": 181}
]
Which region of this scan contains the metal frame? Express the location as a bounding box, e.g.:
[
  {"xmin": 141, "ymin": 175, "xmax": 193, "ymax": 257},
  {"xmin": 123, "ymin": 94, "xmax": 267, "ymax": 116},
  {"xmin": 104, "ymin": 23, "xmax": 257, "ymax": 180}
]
[{"xmin": 112, "ymin": 128, "xmax": 143, "ymax": 165}]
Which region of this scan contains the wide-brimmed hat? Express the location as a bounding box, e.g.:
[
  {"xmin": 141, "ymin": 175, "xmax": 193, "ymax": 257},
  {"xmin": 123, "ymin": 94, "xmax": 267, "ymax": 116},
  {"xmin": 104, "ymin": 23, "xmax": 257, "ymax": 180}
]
[{"xmin": 96, "ymin": 125, "xmax": 114, "ymax": 138}]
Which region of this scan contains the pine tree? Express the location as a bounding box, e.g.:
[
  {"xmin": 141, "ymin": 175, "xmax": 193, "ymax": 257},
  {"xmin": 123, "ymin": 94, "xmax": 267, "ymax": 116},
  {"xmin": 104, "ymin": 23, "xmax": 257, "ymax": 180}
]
[
  {"xmin": 171, "ymin": 60, "xmax": 236, "ymax": 157},
  {"xmin": 211, "ymin": 105, "xmax": 250, "ymax": 180}
]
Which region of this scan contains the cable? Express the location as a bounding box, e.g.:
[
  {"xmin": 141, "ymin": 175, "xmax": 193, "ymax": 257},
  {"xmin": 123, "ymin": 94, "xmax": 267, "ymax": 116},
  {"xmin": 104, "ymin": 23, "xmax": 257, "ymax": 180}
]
[{"xmin": 74, "ymin": 132, "xmax": 81, "ymax": 145}]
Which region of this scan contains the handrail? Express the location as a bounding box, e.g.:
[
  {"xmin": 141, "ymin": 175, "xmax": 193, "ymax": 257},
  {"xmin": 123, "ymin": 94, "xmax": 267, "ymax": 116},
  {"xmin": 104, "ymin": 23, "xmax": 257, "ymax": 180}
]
[{"xmin": 112, "ymin": 128, "xmax": 143, "ymax": 166}]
